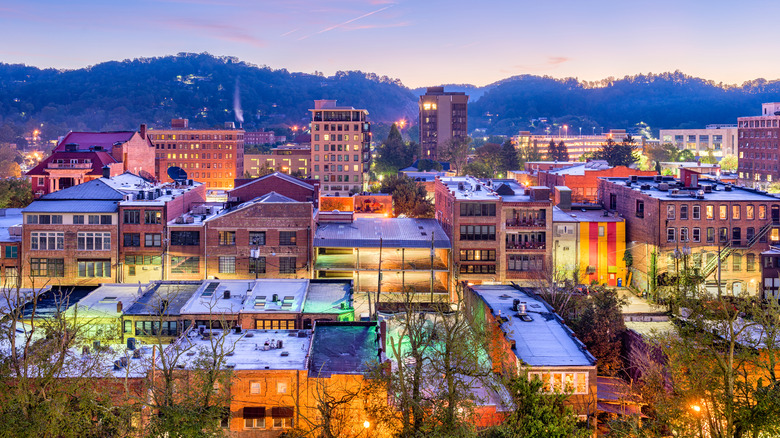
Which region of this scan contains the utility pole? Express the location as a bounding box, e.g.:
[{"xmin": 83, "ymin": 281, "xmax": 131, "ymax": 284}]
[
  {"xmin": 430, "ymin": 231, "xmax": 435, "ymax": 303},
  {"xmin": 375, "ymin": 237, "xmax": 383, "ymax": 319}
]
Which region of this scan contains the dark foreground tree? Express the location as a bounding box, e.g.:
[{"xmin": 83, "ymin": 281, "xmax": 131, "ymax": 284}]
[
  {"xmin": 439, "ymin": 136, "xmax": 472, "ymax": 176},
  {"xmin": 379, "ymin": 175, "xmax": 433, "ymax": 218},
  {"xmin": 569, "ymin": 287, "xmax": 626, "ymax": 376},
  {"xmin": 499, "ymin": 139, "xmax": 519, "ymax": 173},
  {"xmin": 591, "ymin": 136, "xmax": 638, "ymax": 167},
  {"xmin": 374, "ymin": 123, "xmax": 416, "ymax": 175}
]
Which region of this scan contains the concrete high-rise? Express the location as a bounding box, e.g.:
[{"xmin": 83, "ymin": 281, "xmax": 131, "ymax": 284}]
[
  {"xmin": 419, "ymin": 87, "xmax": 468, "ymax": 160},
  {"xmin": 309, "ymin": 100, "xmax": 370, "ymax": 197}
]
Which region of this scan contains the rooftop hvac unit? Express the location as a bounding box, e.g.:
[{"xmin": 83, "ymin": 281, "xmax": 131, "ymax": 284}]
[
  {"xmin": 658, "ymin": 183, "xmax": 669, "ymax": 191},
  {"xmin": 175, "ymin": 217, "xmax": 184, "ymax": 224},
  {"xmin": 186, "ymin": 217, "xmax": 195, "ymax": 223},
  {"xmin": 670, "ymin": 189, "xmax": 679, "ymax": 195},
  {"xmin": 703, "ymin": 185, "xmax": 712, "ymax": 193},
  {"xmin": 630, "ymin": 175, "xmax": 638, "ymax": 182},
  {"xmin": 654, "ymin": 175, "xmax": 662, "ymax": 182}
]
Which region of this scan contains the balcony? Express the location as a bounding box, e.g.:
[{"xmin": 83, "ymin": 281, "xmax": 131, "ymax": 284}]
[
  {"xmin": 506, "ymin": 219, "xmax": 546, "ymax": 228},
  {"xmin": 47, "ymin": 162, "xmax": 92, "ymax": 169},
  {"xmin": 506, "ymin": 242, "xmax": 546, "ymax": 251}
]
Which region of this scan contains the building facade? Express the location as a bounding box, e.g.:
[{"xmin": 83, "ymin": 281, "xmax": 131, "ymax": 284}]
[
  {"xmin": 659, "ymin": 125, "xmax": 738, "ymax": 158},
  {"xmin": 513, "ymin": 129, "xmax": 638, "ymax": 162},
  {"xmin": 598, "ymin": 174, "xmax": 780, "ymax": 295},
  {"xmin": 737, "ymin": 103, "xmax": 780, "ymax": 189},
  {"xmin": 150, "ymin": 119, "xmax": 245, "ymax": 190},
  {"xmin": 419, "ymin": 87, "xmax": 468, "ymax": 160},
  {"xmin": 435, "ymin": 177, "xmax": 553, "ymax": 287},
  {"xmin": 537, "ymin": 162, "xmax": 656, "ymax": 204},
  {"xmin": 244, "ymin": 145, "xmax": 310, "ymax": 178},
  {"xmin": 309, "ymin": 100, "xmax": 370, "ymax": 197}
]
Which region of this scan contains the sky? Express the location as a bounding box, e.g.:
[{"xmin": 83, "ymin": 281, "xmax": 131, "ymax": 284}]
[{"xmin": 1, "ymin": 0, "xmax": 779, "ymax": 88}]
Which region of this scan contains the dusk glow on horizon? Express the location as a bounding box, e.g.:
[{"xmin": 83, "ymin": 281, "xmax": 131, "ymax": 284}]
[{"xmin": 1, "ymin": 0, "xmax": 779, "ymax": 87}]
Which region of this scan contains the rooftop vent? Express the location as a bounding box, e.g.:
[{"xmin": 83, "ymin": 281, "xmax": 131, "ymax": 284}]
[{"xmin": 658, "ymin": 183, "xmax": 669, "ymax": 191}]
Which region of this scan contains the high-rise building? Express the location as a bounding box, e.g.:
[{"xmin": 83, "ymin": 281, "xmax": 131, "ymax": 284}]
[
  {"xmin": 150, "ymin": 119, "xmax": 244, "ymax": 190},
  {"xmin": 309, "ymin": 100, "xmax": 370, "ymax": 197},
  {"xmin": 419, "ymin": 87, "xmax": 468, "ymax": 160},
  {"xmin": 737, "ymin": 103, "xmax": 780, "ymax": 189}
]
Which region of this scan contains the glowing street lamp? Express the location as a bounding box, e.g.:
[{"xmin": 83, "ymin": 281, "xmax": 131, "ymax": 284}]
[
  {"xmin": 396, "ymin": 120, "xmax": 407, "ymax": 129},
  {"xmin": 363, "ymin": 421, "xmax": 370, "ymax": 429}
]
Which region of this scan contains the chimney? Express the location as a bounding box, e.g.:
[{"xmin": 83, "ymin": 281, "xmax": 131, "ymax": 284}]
[
  {"xmin": 116, "ymin": 301, "xmax": 123, "ymax": 313},
  {"xmin": 139, "ymin": 124, "xmax": 147, "ymax": 140},
  {"xmin": 102, "ymin": 166, "xmax": 111, "ymax": 179}
]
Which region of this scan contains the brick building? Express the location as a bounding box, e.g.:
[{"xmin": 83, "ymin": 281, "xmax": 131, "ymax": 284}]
[
  {"xmin": 737, "ymin": 102, "xmax": 780, "ymax": 189},
  {"xmin": 537, "ymin": 161, "xmax": 656, "ymax": 204},
  {"xmin": 435, "ymin": 176, "xmax": 553, "ymax": 286},
  {"xmin": 229, "ymin": 172, "xmax": 318, "ymax": 206},
  {"xmin": 0, "ymin": 208, "xmax": 23, "ymax": 288},
  {"xmin": 760, "ymin": 247, "xmax": 780, "ymax": 302},
  {"xmin": 244, "ymin": 130, "xmax": 284, "ymax": 145},
  {"xmin": 20, "ymin": 173, "xmax": 206, "ymax": 288},
  {"xmin": 598, "ymin": 173, "xmax": 780, "ymax": 295},
  {"xmin": 309, "ymin": 100, "xmax": 371, "ymax": 196},
  {"xmin": 27, "ymin": 126, "xmax": 155, "ymax": 198},
  {"xmin": 149, "ymin": 119, "xmax": 244, "ymax": 190},
  {"xmin": 419, "ymin": 87, "xmax": 468, "ymax": 160}
]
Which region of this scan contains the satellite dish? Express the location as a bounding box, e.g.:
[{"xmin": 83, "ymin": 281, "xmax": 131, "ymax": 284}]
[{"xmin": 167, "ymin": 166, "xmax": 188, "ymax": 183}]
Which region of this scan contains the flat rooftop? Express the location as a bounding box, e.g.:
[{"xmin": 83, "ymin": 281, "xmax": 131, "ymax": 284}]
[
  {"xmin": 553, "ymin": 207, "xmax": 624, "ymax": 223},
  {"xmin": 66, "ymin": 284, "xmax": 142, "ymax": 319},
  {"xmin": 180, "ymin": 279, "xmax": 309, "ymax": 315},
  {"xmin": 601, "ymin": 176, "xmax": 779, "ymax": 202},
  {"xmin": 438, "ymin": 176, "xmax": 542, "ymax": 203},
  {"xmin": 314, "ymin": 218, "xmax": 450, "ymax": 249},
  {"xmin": 123, "ymin": 281, "xmax": 203, "ymax": 316},
  {"xmin": 0, "ymin": 208, "xmax": 23, "ymax": 242},
  {"xmin": 308, "ymin": 322, "xmax": 380, "ymax": 377},
  {"xmin": 470, "ymin": 285, "xmax": 595, "ymax": 367},
  {"xmin": 169, "ymin": 329, "xmax": 311, "ymax": 371},
  {"xmin": 302, "ymin": 281, "xmax": 352, "ymax": 314},
  {"xmin": 545, "ymin": 161, "xmax": 611, "ymax": 175}
]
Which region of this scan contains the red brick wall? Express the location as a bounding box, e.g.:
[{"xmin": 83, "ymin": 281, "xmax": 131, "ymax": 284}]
[
  {"xmin": 229, "ymin": 175, "xmax": 316, "ymax": 204},
  {"xmin": 538, "ymin": 166, "xmax": 656, "ymax": 203},
  {"xmin": 113, "ymin": 132, "xmax": 156, "ymax": 180}
]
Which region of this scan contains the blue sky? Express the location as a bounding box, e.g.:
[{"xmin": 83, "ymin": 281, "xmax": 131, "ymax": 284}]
[{"xmin": 0, "ymin": 0, "xmax": 777, "ymax": 88}]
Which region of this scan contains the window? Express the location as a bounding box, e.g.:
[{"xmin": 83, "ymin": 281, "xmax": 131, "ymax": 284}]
[
  {"xmin": 609, "ymin": 194, "xmax": 617, "ymax": 210},
  {"xmin": 30, "ymin": 258, "xmax": 64, "ymax": 277},
  {"xmin": 719, "ymin": 205, "xmax": 727, "ymax": 220},
  {"xmin": 145, "ymin": 233, "xmax": 162, "ymax": 247},
  {"xmin": 279, "ymin": 257, "xmax": 296, "ymax": 274},
  {"xmin": 599, "ymin": 226, "xmax": 605, "ymax": 237},
  {"xmin": 459, "ymin": 225, "xmax": 496, "ymax": 241},
  {"xmin": 277, "ymin": 382, "xmax": 288, "ymax": 394},
  {"xmin": 249, "ymin": 231, "xmax": 266, "ymax": 246},
  {"xmin": 733, "ymin": 253, "xmax": 742, "ymax": 271},
  {"xmin": 733, "ymin": 227, "xmax": 741, "ymax": 243},
  {"xmin": 171, "ymin": 231, "xmax": 199, "ymax": 246},
  {"xmin": 459, "ymin": 250, "xmax": 497, "ymax": 261},
  {"xmin": 100, "ymin": 215, "xmax": 112, "ymax": 224},
  {"xmin": 30, "ymin": 232, "xmax": 64, "ymax": 250},
  {"xmin": 707, "ymin": 227, "xmax": 715, "ymax": 243},
  {"xmin": 250, "ymin": 257, "xmax": 266, "ymax": 274},
  {"xmin": 667, "ymin": 205, "xmax": 675, "ymax": 220},
  {"xmin": 78, "ymin": 260, "xmax": 111, "ymax": 277},
  {"xmin": 692, "ymin": 205, "xmax": 700, "ymax": 220},
  {"xmin": 680, "ymin": 205, "xmax": 688, "ymax": 220},
  {"xmin": 249, "ymin": 381, "xmax": 261, "ymax": 394},
  {"xmin": 219, "ymin": 231, "xmax": 236, "ymax": 246},
  {"xmin": 219, "ymin": 256, "xmax": 235, "ymax": 273},
  {"xmin": 636, "ymin": 200, "xmax": 645, "ymax": 218},
  {"xmin": 279, "ymin": 231, "xmax": 297, "ymax": 246},
  {"xmin": 171, "ymin": 256, "xmax": 199, "ymax": 274},
  {"xmin": 528, "ymin": 372, "xmax": 588, "ymax": 394},
  {"xmin": 145, "ymin": 210, "xmax": 161, "ymax": 224},
  {"xmin": 125, "ymin": 255, "xmax": 162, "ymax": 266},
  {"xmin": 4, "ymin": 246, "xmax": 17, "ymax": 258},
  {"xmin": 679, "ymin": 227, "xmax": 688, "ymax": 242},
  {"xmin": 73, "ymin": 215, "xmax": 84, "ymax": 224},
  {"xmin": 134, "ymin": 321, "xmax": 177, "ymax": 336},
  {"xmin": 747, "ymin": 205, "xmax": 755, "ymax": 220},
  {"xmin": 124, "ymin": 233, "xmax": 141, "ymax": 247},
  {"xmin": 692, "ymin": 228, "xmax": 700, "ymax": 242},
  {"xmin": 244, "ymin": 407, "xmax": 266, "ymax": 429},
  {"xmin": 88, "ymin": 215, "xmax": 100, "ymax": 224},
  {"xmin": 667, "ymin": 228, "xmax": 675, "ymax": 242},
  {"xmin": 759, "ymin": 205, "xmax": 767, "ymax": 220},
  {"xmin": 747, "ymin": 253, "xmax": 756, "ymax": 272},
  {"xmin": 124, "ymin": 210, "xmax": 140, "ymax": 224},
  {"xmin": 706, "ymin": 205, "xmax": 714, "ymax": 220},
  {"xmin": 732, "ymin": 205, "xmax": 741, "ymax": 220},
  {"xmin": 272, "ymin": 407, "xmax": 293, "ymax": 429},
  {"xmin": 719, "ymin": 227, "xmax": 728, "ymax": 243},
  {"xmin": 507, "ymin": 254, "xmax": 543, "ymax": 271},
  {"xmin": 460, "ymin": 203, "xmax": 497, "ymax": 217},
  {"xmin": 78, "ymin": 232, "xmax": 111, "ymax": 251},
  {"xmin": 256, "ymin": 319, "xmax": 295, "ymax": 329},
  {"xmin": 747, "ymin": 227, "xmax": 755, "ymax": 243},
  {"xmin": 26, "ymin": 215, "xmax": 37, "ymax": 224}
]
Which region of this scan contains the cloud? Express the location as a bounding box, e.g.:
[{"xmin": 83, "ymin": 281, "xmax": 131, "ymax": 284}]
[
  {"xmin": 164, "ymin": 20, "xmax": 266, "ymax": 47},
  {"xmin": 298, "ymin": 5, "xmax": 394, "ymax": 40},
  {"xmin": 503, "ymin": 56, "xmax": 571, "ymax": 73}
]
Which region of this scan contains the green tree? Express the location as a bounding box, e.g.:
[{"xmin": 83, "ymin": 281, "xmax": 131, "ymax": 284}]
[
  {"xmin": 700, "ymin": 148, "xmax": 717, "ymax": 165},
  {"xmin": 416, "ymin": 158, "xmax": 442, "ymax": 172},
  {"xmin": 0, "ymin": 161, "xmax": 21, "ymax": 178},
  {"xmin": 591, "ymin": 136, "xmax": 638, "ymax": 167},
  {"xmin": 720, "ymin": 154, "xmax": 738, "ymax": 172},
  {"xmin": 439, "ymin": 136, "xmax": 472, "ymax": 176},
  {"xmin": 569, "ymin": 287, "xmax": 627, "ymax": 376},
  {"xmin": 0, "ymin": 179, "xmax": 32, "ymax": 208},
  {"xmin": 548, "ymin": 140, "xmax": 569, "ymax": 162},
  {"xmin": 475, "ymin": 143, "xmax": 502, "ymax": 177},
  {"xmin": 677, "ymin": 149, "xmax": 695, "ymax": 162},
  {"xmin": 374, "ymin": 123, "xmax": 415, "ymax": 175},
  {"xmin": 379, "ymin": 175, "xmax": 434, "ymax": 218},
  {"xmin": 462, "ymin": 160, "xmax": 493, "ymax": 178},
  {"xmin": 483, "ymin": 376, "xmax": 590, "ymax": 438},
  {"xmin": 499, "ymin": 139, "xmax": 519, "ymax": 173}
]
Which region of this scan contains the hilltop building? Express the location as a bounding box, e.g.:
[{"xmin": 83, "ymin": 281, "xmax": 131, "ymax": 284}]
[
  {"xmin": 737, "ymin": 103, "xmax": 780, "ymax": 189},
  {"xmin": 659, "ymin": 125, "xmax": 738, "ymax": 158}
]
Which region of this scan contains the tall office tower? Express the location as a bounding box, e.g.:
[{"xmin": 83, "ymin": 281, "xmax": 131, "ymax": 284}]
[
  {"xmin": 309, "ymin": 100, "xmax": 370, "ymax": 197},
  {"xmin": 150, "ymin": 119, "xmax": 244, "ymax": 190},
  {"xmin": 419, "ymin": 87, "xmax": 468, "ymax": 160}
]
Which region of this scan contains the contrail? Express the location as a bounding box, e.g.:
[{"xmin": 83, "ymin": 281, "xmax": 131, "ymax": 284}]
[{"xmin": 298, "ymin": 5, "xmax": 393, "ymax": 40}]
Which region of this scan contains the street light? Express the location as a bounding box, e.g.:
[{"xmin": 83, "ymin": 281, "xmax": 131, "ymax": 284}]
[{"xmin": 563, "ymin": 125, "xmax": 568, "ymax": 138}]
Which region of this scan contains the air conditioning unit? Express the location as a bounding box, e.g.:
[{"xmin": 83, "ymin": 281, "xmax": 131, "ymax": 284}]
[{"xmin": 175, "ymin": 217, "xmax": 184, "ymax": 224}]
